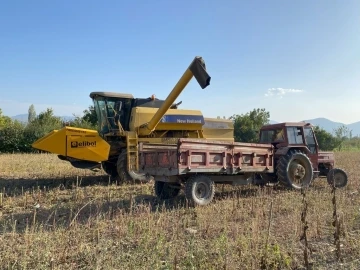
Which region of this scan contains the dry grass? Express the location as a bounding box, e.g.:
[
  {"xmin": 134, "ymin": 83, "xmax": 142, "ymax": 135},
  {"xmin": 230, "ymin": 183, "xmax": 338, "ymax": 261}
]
[{"xmin": 0, "ymin": 152, "xmax": 360, "ymax": 269}]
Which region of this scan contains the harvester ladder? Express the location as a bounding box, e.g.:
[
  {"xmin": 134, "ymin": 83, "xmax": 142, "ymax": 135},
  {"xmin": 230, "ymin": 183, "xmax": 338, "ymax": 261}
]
[{"xmin": 126, "ymin": 131, "xmax": 139, "ymax": 172}]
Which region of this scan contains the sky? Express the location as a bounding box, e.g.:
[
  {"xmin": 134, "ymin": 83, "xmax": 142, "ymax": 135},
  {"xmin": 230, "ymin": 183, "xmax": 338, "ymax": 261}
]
[{"xmin": 1, "ymin": 0, "xmax": 359, "ymax": 124}]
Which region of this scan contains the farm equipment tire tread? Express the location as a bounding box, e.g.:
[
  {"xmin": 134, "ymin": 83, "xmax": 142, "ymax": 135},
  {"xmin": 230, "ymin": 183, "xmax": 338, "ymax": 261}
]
[
  {"xmin": 276, "ymin": 149, "xmax": 314, "ymax": 190},
  {"xmin": 326, "ymin": 168, "xmax": 348, "ymax": 188},
  {"xmin": 154, "ymin": 181, "xmax": 181, "ymax": 200},
  {"xmin": 185, "ymin": 174, "xmax": 215, "ymax": 206},
  {"xmin": 116, "ymin": 150, "xmax": 134, "ymax": 183},
  {"xmin": 101, "ymin": 160, "xmax": 118, "ymax": 178}
]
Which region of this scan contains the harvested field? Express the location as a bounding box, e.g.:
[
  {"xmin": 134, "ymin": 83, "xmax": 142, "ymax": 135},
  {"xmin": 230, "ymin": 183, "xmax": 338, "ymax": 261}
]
[{"xmin": 0, "ymin": 152, "xmax": 360, "ymax": 269}]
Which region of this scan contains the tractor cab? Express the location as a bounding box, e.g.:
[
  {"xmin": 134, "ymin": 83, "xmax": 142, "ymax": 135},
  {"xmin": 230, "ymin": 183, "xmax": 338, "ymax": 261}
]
[
  {"xmin": 259, "ymin": 122, "xmax": 318, "ymax": 153},
  {"xmin": 259, "ymin": 122, "xmax": 336, "ymax": 177}
]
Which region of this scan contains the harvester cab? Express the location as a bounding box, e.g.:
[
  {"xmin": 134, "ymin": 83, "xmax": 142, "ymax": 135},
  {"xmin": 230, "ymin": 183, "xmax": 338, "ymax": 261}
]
[{"xmin": 90, "ymin": 92, "xmax": 134, "ymax": 136}]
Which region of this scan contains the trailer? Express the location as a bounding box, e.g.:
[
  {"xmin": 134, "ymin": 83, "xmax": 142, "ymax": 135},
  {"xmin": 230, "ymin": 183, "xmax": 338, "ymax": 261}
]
[{"xmin": 136, "ymin": 122, "xmax": 348, "ymax": 206}]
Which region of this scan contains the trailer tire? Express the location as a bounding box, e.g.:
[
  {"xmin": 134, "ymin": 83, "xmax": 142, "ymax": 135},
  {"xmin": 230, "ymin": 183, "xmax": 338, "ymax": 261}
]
[
  {"xmin": 116, "ymin": 150, "xmax": 134, "ymax": 183},
  {"xmin": 327, "ymin": 168, "xmax": 348, "ymax": 188},
  {"xmin": 154, "ymin": 181, "xmax": 181, "ymax": 200},
  {"xmin": 276, "ymin": 149, "xmax": 314, "ymax": 190},
  {"xmin": 185, "ymin": 175, "xmax": 215, "ymax": 206}
]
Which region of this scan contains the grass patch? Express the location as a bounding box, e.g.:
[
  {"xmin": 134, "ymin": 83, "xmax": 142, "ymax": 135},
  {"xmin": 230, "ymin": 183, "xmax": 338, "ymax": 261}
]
[{"xmin": 0, "ymin": 152, "xmax": 360, "ymax": 269}]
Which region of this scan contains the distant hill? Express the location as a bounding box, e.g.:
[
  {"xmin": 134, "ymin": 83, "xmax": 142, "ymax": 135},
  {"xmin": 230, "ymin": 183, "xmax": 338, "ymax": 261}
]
[
  {"xmin": 302, "ymin": 118, "xmax": 360, "ymax": 137},
  {"xmin": 11, "ymin": 114, "xmax": 75, "ymax": 123},
  {"xmin": 268, "ymin": 117, "xmax": 360, "ymax": 137}
]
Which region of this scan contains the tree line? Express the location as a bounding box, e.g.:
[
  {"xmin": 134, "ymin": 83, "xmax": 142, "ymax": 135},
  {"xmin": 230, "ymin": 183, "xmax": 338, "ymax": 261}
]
[{"xmin": 0, "ymin": 105, "xmax": 356, "ymax": 153}]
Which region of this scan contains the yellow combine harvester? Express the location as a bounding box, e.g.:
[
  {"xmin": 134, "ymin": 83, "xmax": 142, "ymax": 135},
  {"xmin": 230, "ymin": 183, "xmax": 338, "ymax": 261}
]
[{"xmin": 32, "ymin": 56, "xmax": 234, "ymax": 182}]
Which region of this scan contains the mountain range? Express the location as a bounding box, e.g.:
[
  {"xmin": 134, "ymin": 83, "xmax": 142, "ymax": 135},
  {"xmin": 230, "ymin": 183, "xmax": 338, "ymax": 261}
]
[
  {"xmin": 270, "ymin": 118, "xmax": 360, "ymax": 136},
  {"xmin": 11, "ymin": 114, "xmax": 360, "ymax": 137}
]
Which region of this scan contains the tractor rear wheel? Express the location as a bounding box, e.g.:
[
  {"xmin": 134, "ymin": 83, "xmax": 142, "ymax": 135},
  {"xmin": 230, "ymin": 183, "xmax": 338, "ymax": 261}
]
[
  {"xmin": 327, "ymin": 168, "xmax": 348, "ymax": 188},
  {"xmin": 154, "ymin": 181, "xmax": 181, "ymax": 200},
  {"xmin": 116, "ymin": 150, "xmax": 134, "ymax": 183},
  {"xmin": 276, "ymin": 149, "xmax": 314, "ymax": 190},
  {"xmin": 185, "ymin": 174, "xmax": 215, "ymax": 206}
]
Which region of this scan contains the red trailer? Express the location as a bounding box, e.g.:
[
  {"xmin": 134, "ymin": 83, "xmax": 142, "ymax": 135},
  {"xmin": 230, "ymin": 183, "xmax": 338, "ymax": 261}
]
[{"xmin": 136, "ymin": 122, "xmax": 348, "ymax": 206}]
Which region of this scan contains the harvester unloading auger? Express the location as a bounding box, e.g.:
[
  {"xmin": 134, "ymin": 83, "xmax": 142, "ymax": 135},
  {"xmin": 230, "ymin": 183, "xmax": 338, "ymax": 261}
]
[{"xmin": 32, "ymin": 56, "xmax": 235, "ymax": 183}]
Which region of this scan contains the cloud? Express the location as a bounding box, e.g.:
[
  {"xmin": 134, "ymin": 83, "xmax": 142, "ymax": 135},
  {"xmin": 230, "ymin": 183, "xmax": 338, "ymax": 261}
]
[{"xmin": 265, "ymin": 88, "xmax": 304, "ymax": 98}]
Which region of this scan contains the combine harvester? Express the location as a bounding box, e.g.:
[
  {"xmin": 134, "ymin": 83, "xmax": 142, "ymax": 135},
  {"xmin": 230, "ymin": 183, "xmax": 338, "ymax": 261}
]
[
  {"xmin": 32, "ymin": 56, "xmax": 348, "ymax": 206},
  {"xmin": 32, "ymin": 56, "xmax": 234, "ymax": 182}
]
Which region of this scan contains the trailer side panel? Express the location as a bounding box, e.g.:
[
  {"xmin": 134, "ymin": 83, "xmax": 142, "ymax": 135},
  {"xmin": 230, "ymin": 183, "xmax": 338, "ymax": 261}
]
[{"xmin": 138, "ymin": 139, "xmax": 274, "ymax": 176}]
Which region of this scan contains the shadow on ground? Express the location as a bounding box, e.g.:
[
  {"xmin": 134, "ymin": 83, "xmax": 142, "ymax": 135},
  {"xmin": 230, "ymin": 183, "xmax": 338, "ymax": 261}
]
[
  {"xmin": 0, "ymin": 183, "xmax": 284, "ymax": 234},
  {"xmin": 0, "ymin": 175, "xmax": 335, "ymax": 234},
  {"xmin": 0, "ymin": 174, "xmax": 117, "ymax": 195}
]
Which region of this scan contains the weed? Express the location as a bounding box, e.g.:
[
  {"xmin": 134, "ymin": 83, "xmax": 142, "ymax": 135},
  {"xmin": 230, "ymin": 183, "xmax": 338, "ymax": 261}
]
[{"xmin": 0, "ymin": 152, "xmax": 360, "ymax": 269}]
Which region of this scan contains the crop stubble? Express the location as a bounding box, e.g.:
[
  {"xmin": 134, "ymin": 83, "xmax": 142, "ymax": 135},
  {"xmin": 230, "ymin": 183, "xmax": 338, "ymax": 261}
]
[{"xmin": 0, "ymin": 152, "xmax": 359, "ymax": 269}]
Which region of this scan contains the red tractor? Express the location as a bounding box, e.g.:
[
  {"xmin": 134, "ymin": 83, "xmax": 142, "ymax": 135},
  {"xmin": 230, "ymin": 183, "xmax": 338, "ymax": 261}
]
[{"xmin": 258, "ymin": 122, "xmax": 348, "ymax": 189}]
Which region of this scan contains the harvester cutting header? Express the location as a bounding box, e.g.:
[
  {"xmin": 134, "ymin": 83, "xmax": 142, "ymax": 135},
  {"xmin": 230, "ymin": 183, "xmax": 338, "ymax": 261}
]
[{"xmin": 32, "ymin": 56, "xmax": 235, "ymax": 182}]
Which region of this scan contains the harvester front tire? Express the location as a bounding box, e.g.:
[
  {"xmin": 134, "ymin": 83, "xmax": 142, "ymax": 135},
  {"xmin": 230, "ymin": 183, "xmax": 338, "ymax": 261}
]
[
  {"xmin": 116, "ymin": 150, "xmax": 134, "ymax": 183},
  {"xmin": 276, "ymin": 149, "xmax": 314, "ymax": 190},
  {"xmin": 327, "ymin": 168, "xmax": 348, "ymax": 188},
  {"xmin": 154, "ymin": 181, "xmax": 181, "ymax": 200},
  {"xmin": 101, "ymin": 161, "xmax": 118, "ymax": 178},
  {"xmin": 185, "ymin": 175, "xmax": 215, "ymax": 206}
]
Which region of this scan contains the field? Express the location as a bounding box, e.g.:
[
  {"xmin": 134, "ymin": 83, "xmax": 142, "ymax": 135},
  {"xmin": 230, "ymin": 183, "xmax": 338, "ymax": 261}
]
[{"xmin": 0, "ymin": 152, "xmax": 360, "ymax": 269}]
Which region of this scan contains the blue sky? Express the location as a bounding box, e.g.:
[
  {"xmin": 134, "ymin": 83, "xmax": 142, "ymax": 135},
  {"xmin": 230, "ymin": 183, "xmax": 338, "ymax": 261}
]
[{"xmin": 1, "ymin": 0, "xmax": 359, "ymax": 123}]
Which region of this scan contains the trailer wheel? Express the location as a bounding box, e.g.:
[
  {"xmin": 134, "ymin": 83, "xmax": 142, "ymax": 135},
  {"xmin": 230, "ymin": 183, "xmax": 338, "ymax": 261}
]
[
  {"xmin": 276, "ymin": 149, "xmax": 314, "ymax": 190},
  {"xmin": 327, "ymin": 168, "xmax": 348, "ymax": 188},
  {"xmin": 154, "ymin": 181, "xmax": 181, "ymax": 200},
  {"xmin": 185, "ymin": 175, "xmax": 215, "ymax": 206}
]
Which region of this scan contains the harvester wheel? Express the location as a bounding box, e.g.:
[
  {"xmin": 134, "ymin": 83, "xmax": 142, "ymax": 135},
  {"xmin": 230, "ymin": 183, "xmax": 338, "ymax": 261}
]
[
  {"xmin": 101, "ymin": 161, "xmax": 118, "ymax": 178},
  {"xmin": 154, "ymin": 181, "xmax": 181, "ymax": 200},
  {"xmin": 116, "ymin": 150, "xmax": 134, "ymax": 183},
  {"xmin": 185, "ymin": 174, "xmax": 215, "ymax": 206},
  {"xmin": 276, "ymin": 149, "xmax": 314, "ymax": 190},
  {"xmin": 327, "ymin": 168, "xmax": 348, "ymax": 188}
]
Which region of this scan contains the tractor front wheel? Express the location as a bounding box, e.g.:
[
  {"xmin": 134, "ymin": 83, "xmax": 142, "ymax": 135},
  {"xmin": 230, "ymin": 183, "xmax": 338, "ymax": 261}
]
[
  {"xmin": 327, "ymin": 168, "xmax": 348, "ymax": 188},
  {"xmin": 276, "ymin": 149, "xmax": 314, "ymax": 190}
]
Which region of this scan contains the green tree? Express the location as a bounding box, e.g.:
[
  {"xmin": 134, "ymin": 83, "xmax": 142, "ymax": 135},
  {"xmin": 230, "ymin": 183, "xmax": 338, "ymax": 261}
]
[
  {"xmin": 0, "ymin": 108, "xmax": 12, "ymax": 128},
  {"xmin": 313, "ymin": 126, "xmax": 341, "ymax": 151},
  {"xmin": 28, "ymin": 104, "xmax": 36, "ymax": 123},
  {"xmin": 82, "ymin": 105, "xmax": 98, "ymax": 127},
  {"xmin": 333, "ymin": 124, "xmax": 351, "ymax": 151},
  {"xmin": 22, "ymin": 108, "xmax": 64, "ymax": 151},
  {"xmin": 230, "ymin": 108, "xmax": 270, "ymax": 143},
  {"xmin": 0, "ymin": 119, "xmax": 26, "ymax": 153}
]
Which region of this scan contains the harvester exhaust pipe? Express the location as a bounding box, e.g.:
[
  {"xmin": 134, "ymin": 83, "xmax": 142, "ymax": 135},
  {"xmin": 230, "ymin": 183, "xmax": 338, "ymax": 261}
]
[{"xmin": 138, "ymin": 56, "xmax": 211, "ymax": 136}]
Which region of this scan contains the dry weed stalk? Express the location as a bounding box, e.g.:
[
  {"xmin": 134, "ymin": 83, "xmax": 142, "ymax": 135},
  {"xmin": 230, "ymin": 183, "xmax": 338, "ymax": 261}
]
[
  {"xmin": 300, "ymin": 188, "xmax": 310, "ymax": 269},
  {"xmin": 331, "ymin": 172, "xmax": 342, "ymax": 262},
  {"xmin": 260, "ymin": 200, "xmax": 273, "ymax": 269}
]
